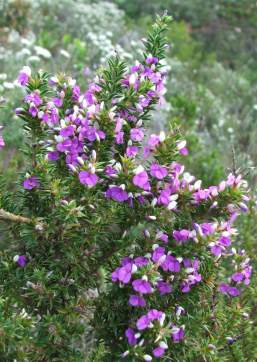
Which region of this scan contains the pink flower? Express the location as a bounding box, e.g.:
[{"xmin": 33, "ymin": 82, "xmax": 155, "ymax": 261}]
[
  {"xmin": 106, "ymin": 186, "xmax": 128, "ymax": 202},
  {"xmin": 132, "ymin": 279, "xmax": 153, "ymax": 294},
  {"xmin": 126, "ymin": 146, "xmax": 139, "ymax": 157},
  {"xmin": 130, "ymin": 128, "xmax": 144, "ymax": 142},
  {"xmin": 17, "ymin": 66, "xmax": 31, "ymax": 86},
  {"xmin": 129, "ymin": 295, "xmax": 146, "ymax": 307},
  {"xmin": 0, "ymin": 136, "xmax": 5, "ymax": 149},
  {"xmin": 125, "ymin": 328, "xmax": 137, "ymax": 345},
  {"xmin": 23, "ymin": 176, "xmax": 40, "ymax": 190},
  {"xmin": 150, "ymin": 163, "xmax": 167, "ymax": 179},
  {"xmin": 13, "ymin": 255, "xmax": 26, "ymax": 267},
  {"xmin": 133, "ymin": 171, "xmax": 150, "ymax": 190},
  {"xmin": 79, "ymin": 171, "xmax": 98, "ymax": 186},
  {"xmin": 153, "ymin": 346, "xmax": 165, "ymax": 358}
]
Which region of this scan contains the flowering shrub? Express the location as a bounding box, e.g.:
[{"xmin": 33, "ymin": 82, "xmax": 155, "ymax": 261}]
[{"xmin": 0, "ymin": 15, "xmax": 254, "ymax": 361}]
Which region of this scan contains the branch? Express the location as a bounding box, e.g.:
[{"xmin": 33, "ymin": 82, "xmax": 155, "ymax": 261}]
[{"xmin": 0, "ymin": 208, "xmax": 32, "ymax": 224}]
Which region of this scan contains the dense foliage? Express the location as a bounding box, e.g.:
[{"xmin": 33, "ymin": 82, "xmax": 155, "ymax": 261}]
[{"xmin": 0, "ymin": 2, "xmax": 256, "ymax": 361}]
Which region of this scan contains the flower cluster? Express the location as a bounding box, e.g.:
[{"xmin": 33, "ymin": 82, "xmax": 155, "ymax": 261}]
[
  {"xmin": 110, "ymin": 177, "xmax": 251, "ymax": 359},
  {"xmin": 13, "ymin": 15, "xmax": 252, "ymax": 361}
]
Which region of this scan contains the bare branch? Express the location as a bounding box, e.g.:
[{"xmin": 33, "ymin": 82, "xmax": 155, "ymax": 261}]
[{"xmin": 0, "ymin": 208, "xmax": 32, "ymax": 224}]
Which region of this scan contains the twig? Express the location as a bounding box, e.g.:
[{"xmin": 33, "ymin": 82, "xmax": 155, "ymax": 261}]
[{"xmin": 0, "ymin": 208, "xmax": 32, "ymax": 224}]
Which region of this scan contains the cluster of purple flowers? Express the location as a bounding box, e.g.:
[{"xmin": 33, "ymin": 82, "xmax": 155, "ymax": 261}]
[
  {"xmin": 110, "ymin": 199, "xmax": 251, "ymax": 359},
  {"xmin": 17, "ymin": 55, "xmax": 167, "ymax": 190},
  {"xmin": 16, "ymin": 43, "xmax": 252, "ymax": 360}
]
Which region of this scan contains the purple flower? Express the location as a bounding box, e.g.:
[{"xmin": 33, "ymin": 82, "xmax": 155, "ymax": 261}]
[
  {"xmin": 17, "ymin": 66, "xmax": 31, "ymax": 86},
  {"xmin": 14, "ymin": 255, "xmax": 26, "ymax": 267},
  {"xmin": 231, "ymin": 272, "xmax": 244, "ymax": 282},
  {"xmin": 200, "ymin": 223, "xmax": 216, "ymax": 235},
  {"xmin": 173, "ymin": 229, "xmax": 190, "ymax": 243},
  {"xmin": 53, "ymin": 97, "xmax": 63, "ymax": 107},
  {"xmin": 112, "ymin": 263, "xmax": 132, "ymax": 284},
  {"xmin": 29, "ymin": 105, "xmax": 38, "ymax": 117},
  {"xmin": 152, "ymin": 246, "xmax": 166, "ymax": 263},
  {"xmin": 161, "ymin": 255, "xmax": 180, "ymax": 273},
  {"xmin": 148, "ymin": 134, "xmax": 160, "ymax": 148},
  {"xmin": 130, "ymin": 128, "xmax": 144, "ymax": 142},
  {"xmin": 104, "ymin": 166, "xmax": 117, "ymax": 177},
  {"xmin": 146, "ymin": 56, "xmax": 158, "ymax": 65},
  {"xmin": 210, "ymin": 244, "xmax": 222, "ymax": 257},
  {"xmin": 179, "ymin": 147, "xmax": 188, "ymax": 155},
  {"xmin": 47, "ymin": 151, "xmax": 59, "ymax": 161},
  {"xmin": 147, "ymin": 309, "xmax": 164, "ymax": 321},
  {"xmin": 23, "ymin": 176, "xmax": 40, "ymax": 190},
  {"xmin": 133, "ymin": 171, "xmax": 150, "ymax": 190},
  {"xmin": 125, "ymin": 328, "xmax": 137, "ymax": 345},
  {"xmin": 25, "ymin": 92, "xmax": 42, "ymax": 106},
  {"xmin": 218, "ymin": 236, "xmax": 231, "ymax": 247},
  {"xmin": 134, "ymin": 256, "xmax": 149, "ymax": 267},
  {"xmin": 150, "ymin": 163, "xmax": 167, "ymax": 179},
  {"xmin": 156, "ymin": 232, "xmax": 169, "ymax": 243},
  {"xmin": 172, "ymin": 327, "xmax": 185, "ymax": 342},
  {"xmin": 56, "ymin": 139, "xmax": 72, "ymax": 152},
  {"xmin": 78, "ymin": 171, "xmax": 98, "ymax": 186},
  {"xmin": 158, "ymin": 189, "xmax": 171, "ymax": 206},
  {"xmin": 0, "ymin": 136, "xmax": 5, "ymax": 149},
  {"xmin": 60, "ymin": 125, "xmax": 75, "ymax": 137},
  {"xmin": 157, "ymin": 281, "xmax": 172, "ymax": 295},
  {"xmin": 132, "ymin": 279, "xmax": 153, "ymax": 294},
  {"xmin": 129, "ymin": 295, "xmax": 146, "ymax": 307},
  {"xmin": 72, "ymin": 85, "xmax": 80, "ymax": 101},
  {"xmin": 50, "ymin": 108, "xmax": 59, "ymax": 124},
  {"xmin": 136, "ymin": 315, "xmax": 150, "ymax": 330},
  {"xmin": 106, "ymin": 186, "xmax": 129, "ymax": 202},
  {"xmin": 126, "ymin": 146, "xmax": 139, "ymax": 157},
  {"xmin": 193, "ymin": 189, "xmax": 210, "ymax": 202},
  {"xmin": 115, "ymin": 131, "xmax": 124, "ymax": 144},
  {"xmin": 152, "ymin": 347, "xmax": 165, "ymax": 358},
  {"xmin": 219, "ymin": 283, "xmax": 240, "ymax": 297}
]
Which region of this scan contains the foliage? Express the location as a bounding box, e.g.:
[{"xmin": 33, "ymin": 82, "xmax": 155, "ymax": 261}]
[{"xmin": 0, "ymin": 15, "xmax": 256, "ymax": 362}]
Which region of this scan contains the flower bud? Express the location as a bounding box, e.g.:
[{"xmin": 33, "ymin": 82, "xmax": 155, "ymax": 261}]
[
  {"xmin": 159, "ymin": 341, "xmax": 168, "ymax": 349},
  {"xmin": 143, "ymin": 355, "xmax": 152, "ymax": 361}
]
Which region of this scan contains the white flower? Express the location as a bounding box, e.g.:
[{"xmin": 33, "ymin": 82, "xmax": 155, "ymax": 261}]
[
  {"xmin": 159, "ymin": 341, "xmax": 168, "ymax": 349},
  {"xmin": 159, "ymin": 130, "xmax": 166, "ymax": 142},
  {"xmin": 176, "ymin": 140, "xmax": 186, "ymax": 150},
  {"xmin": 34, "ymin": 46, "xmax": 51, "ymax": 59},
  {"xmin": 134, "ymin": 165, "xmax": 145, "ymax": 174},
  {"xmin": 167, "ymin": 200, "xmax": 177, "ymax": 210},
  {"xmin": 0, "ymin": 73, "xmax": 7, "ymax": 80},
  {"xmin": 60, "ymin": 49, "xmax": 71, "ymax": 58},
  {"xmin": 143, "ymin": 355, "xmax": 152, "ymax": 361},
  {"xmin": 3, "ymin": 82, "xmax": 14, "ymax": 89}
]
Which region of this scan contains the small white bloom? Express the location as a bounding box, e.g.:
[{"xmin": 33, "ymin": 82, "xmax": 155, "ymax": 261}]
[
  {"xmin": 159, "ymin": 341, "xmax": 168, "ymax": 349},
  {"xmin": 159, "ymin": 131, "xmax": 166, "ymax": 142},
  {"xmin": 77, "ymin": 157, "xmax": 84, "ymax": 166},
  {"xmin": 34, "ymin": 46, "xmax": 51, "ymax": 59},
  {"xmin": 60, "ymin": 49, "xmax": 70, "ymax": 58},
  {"xmin": 194, "ymin": 180, "xmax": 202, "ymax": 190},
  {"xmin": 167, "ymin": 201, "xmax": 177, "ymax": 210},
  {"xmin": 129, "ymin": 73, "xmax": 137, "ymax": 85},
  {"xmin": 176, "ymin": 140, "xmax": 186, "ymax": 150},
  {"xmin": 134, "ymin": 165, "xmax": 145, "ymax": 174},
  {"xmin": 131, "ymin": 264, "xmax": 138, "ymax": 274},
  {"xmin": 143, "ymin": 355, "xmax": 152, "ymax": 361},
  {"xmin": 148, "ymin": 215, "xmax": 157, "ymax": 220}
]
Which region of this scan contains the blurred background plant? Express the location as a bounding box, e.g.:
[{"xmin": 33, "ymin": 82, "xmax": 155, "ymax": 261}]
[{"xmin": 0, "ymin": 1, "xmax": 256, "ymax": 359}]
